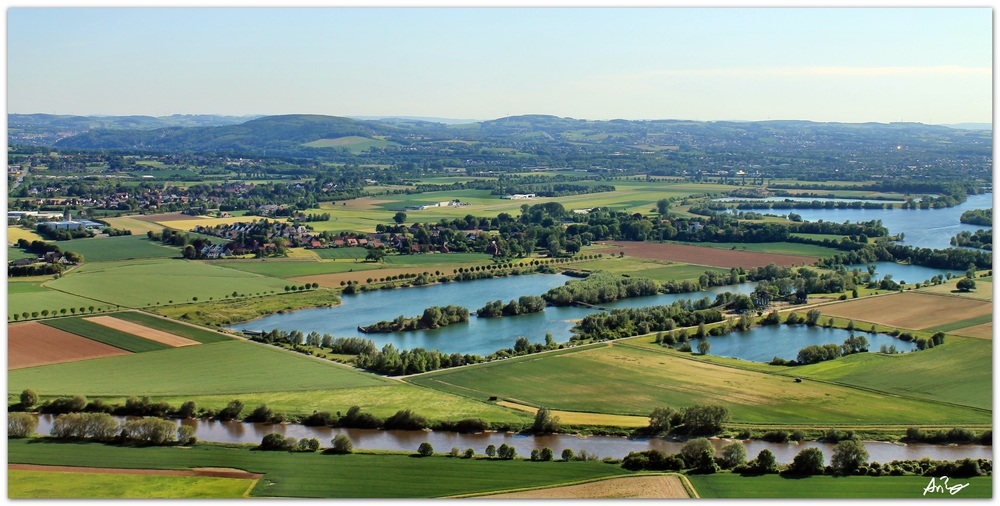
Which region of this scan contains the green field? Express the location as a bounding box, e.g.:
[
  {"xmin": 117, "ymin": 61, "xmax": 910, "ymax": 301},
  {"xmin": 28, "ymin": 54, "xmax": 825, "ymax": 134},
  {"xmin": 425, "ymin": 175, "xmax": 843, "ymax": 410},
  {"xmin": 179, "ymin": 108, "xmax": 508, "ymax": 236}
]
[
  {"xmin": 8, "ymin": 470, "xmax": 254, "ymax": 499},
  {"xmin": 688, "ymin": 473, "xmax": 992, "ymax": 499},
  {"xmin": 8, "ymin": 246, "xmax": 36, "ymax": 260},
  {"xmin": 567, "ymin": 257, "xmax": 727, "ymax": 282},
  {"xmin": 48, "ymin": 235, "xmax": 180, "ymax": 262},
  {"xmin": 924, "ymin": 313, "xmax": 993, "ymax": 333},
  {"xmin": 302, "ymin": 136, "xmax": 398, "ymax": 153},
  {"xmin": 110, "ymin": 311, "xmax": 232, "ymax": 344},
  {"xmin": 409, "ymin": 342, "xmax": 990, "ymax": 425},
  {"xmin": 8, "ymin": 340, "xmax": 386, "ymax": 397},
  {"xmin": 789, "ymin": 337, "xmax": 992, "ymax": 410},
  {"xmin": 8, "ymin": 284, "xmax": 112, "ymax": 321},
  {"xmin": 45, "ymin": 259, "xmax": 291, "ymax": 307},
  {"xmin": 311, "ymin": 247, "xmax": 369, "ymax": 259},
  {"xmin": 41, "ymin": 317, "xmax": 173, "ymax": 353},
  {"xmin": 8, "ymin": 439, "xmax": 629, "ymax": 498},
  {"xmin": 672, "ymin": 241, "xmax": 840, "ymax": 257},
  {"xmin": 212, "ymin": 259, "xmax": 386, "ymax": 278},
  {"xmin": 152, "ymin": 290, "xmax": 340, "ymax": 327}
]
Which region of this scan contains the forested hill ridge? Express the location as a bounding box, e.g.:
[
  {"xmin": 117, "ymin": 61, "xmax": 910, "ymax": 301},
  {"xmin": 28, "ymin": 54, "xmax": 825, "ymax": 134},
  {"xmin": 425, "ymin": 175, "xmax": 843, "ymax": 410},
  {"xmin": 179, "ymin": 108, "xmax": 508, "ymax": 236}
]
[
  {"xmin": 11, "ymin": 113, "xmax": 992, "ymax": 179},
  {"xmin": 9, "ymin": 113, "xmax": 261, "ymax": 146}
]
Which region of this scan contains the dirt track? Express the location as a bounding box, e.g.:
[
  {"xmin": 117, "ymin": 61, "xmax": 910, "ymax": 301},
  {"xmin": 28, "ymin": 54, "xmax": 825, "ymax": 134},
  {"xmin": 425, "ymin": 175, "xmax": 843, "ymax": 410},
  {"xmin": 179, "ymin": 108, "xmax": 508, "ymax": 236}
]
[
  {"xmin": 8, "ymin": 322, "xmax": 131, "ymax": 369},
  {"xmin": 483, "ymin": 475, "xmax": 691, "ymax": 499},
  {"xmin": 592, "ymin": 241, "xmax": 817, "ymax": 269}
]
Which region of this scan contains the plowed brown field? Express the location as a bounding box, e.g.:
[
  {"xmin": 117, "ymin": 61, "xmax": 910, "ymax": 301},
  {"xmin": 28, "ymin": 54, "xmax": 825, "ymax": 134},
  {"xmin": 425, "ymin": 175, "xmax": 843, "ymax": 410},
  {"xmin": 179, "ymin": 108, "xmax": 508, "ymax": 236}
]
[
  {"xmin": 592, "ymin": 241, "xmax": 816, "ymax": 268},
  {"xmin": 817, "ymin": 292, "xmax": 993, "ymax": 330},
  {"xmin": 952, "ymin": 322, "xmax": 994, "ymax": 340},
  {"xmin": 8, "ymin": 322, "xmax": 131, "ymax": 369},
  {"xmin": 483, "ymin": 475, "xmax": 691, "ymax": 499}
]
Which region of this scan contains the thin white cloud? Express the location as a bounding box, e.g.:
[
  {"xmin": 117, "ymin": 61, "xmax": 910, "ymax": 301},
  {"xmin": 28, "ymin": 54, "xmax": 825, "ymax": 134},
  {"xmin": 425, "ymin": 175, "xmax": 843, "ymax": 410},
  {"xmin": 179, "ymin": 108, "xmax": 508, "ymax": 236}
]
[{"xmin": 612, "ymin": 65, "xmax": 990, "ymax": 81}]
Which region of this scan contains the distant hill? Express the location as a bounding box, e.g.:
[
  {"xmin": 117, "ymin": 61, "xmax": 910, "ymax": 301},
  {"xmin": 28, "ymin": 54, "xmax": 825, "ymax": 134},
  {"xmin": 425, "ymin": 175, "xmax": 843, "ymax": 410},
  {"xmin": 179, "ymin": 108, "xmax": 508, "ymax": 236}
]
[
  {"xmin": 9, "ymin": 113, "xmax": 261, "ymax": 146},
  {"xmin": 940, "ymin": 123, "xmax": 992, "ymax": 131},
  {"xmin": 53, "ymin": 114, "xmax": 402, "ymax": 153},
  {"xmin": 9, "ymin": 113, "xmax": 989, "ymax": 168},
  {"xmin": 351, "ymin": 115, "xmax": 481, "ymax": 125}
]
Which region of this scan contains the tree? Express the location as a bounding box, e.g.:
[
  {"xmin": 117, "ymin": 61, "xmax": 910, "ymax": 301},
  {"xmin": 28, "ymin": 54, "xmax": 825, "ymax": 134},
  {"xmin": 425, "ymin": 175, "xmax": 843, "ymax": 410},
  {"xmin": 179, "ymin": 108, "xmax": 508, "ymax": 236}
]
[
  {"xmin": 417, "ymin": 442, "xmax": 434, "ymax": 457},
  {"xmin": 751, "ymin": 449, "xmax": 779, "ymax": 474},
  {"xmin": 656, "ymin": 198, "xmax": 671, "ymax": 215},
  {"xmin": 697, "ymin": 340, "xmax": 711, "ymax": 355},
  {"xmin": 680, "ymin": 438, "xmax": 715, "ymax": 468},
  {"xmin": 19, "ymin": 389, "xmax": 38, "ymax": 409},
  {"xmin": 647, "ymin": 406, "xmax": 678, "ymax": 435},
  {"xmin": 561, "ymin": 448, "xmax": 574, "ymax": 461},
  {"xmin": 497, "ymin": 443, "xmax": 517, "ymax": 460},
  {"xmin": 216, "ymin": 400, "xmax": 244, "ymax": 421},
  {"xmin": 831, "ymin": 439, "xmax": 869, "ymax": 474},
  {"xmin": 177, "ymin": 425, "xmax": 197, "ymax": 446},
  {"xmin": 787, "ymin": 447, "xmax": 825, "ymax": 475},
  {"xmin": 8, "ymin": 412, "xmax": 37, "ymax": 438},
  {"xmin": 260, "ymin": 433, "xmax": 294, "ymax": 451},
  {"xmin": 956, "ymin": 278, "xmax": 976, "ymax": 292},
  {"xmin": 365, "ymin": 248, "xmax": 386, "ymax": 263},
  {"xmin": 681, "ymin": 404, "xmax": 730, "ymax": 435},
  {"xmin": 331, "ymin": 434, "xmax": 353, "ymax": 454},
  {"xmin": 393, "ymin": 212, "xmax": 407, "ymax": 224},
  {"xmin": 719, "ymin": 441, "xmax": 747, "ymax": 469},
  {"xmin": 539, "ymin": 447, "xmax": 555, "ymax": 461},
  {"xmin": 531, "ymin": 407, "xmax": 561, "ymax": 433},
  {"xmin": 805, "ymin": 309, "xmax": 822, "ymax": 326},
  {"xmin": 485, "ymin": 444, "xmax": 497, "ymax": 458}
]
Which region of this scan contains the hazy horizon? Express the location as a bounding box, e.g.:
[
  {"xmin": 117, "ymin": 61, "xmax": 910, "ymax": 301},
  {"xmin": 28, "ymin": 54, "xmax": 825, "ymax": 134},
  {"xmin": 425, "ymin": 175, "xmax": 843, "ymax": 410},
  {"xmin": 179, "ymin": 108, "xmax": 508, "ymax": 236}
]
[{"xmin": 9, "ymin": 7, "xmax": 991, "ymax": 124}]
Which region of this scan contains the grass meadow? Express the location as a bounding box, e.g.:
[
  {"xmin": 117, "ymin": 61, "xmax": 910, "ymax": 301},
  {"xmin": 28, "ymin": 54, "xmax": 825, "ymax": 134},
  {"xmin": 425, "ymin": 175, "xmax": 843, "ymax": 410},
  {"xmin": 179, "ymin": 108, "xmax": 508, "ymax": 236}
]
[
  {"xmin": 672, "ymin": 240, "xmax": 841, "ymax": 257},
  {"xmin": 7, "ymin": 340, "xmax": 387, "ymax": 397},
  {"xmin": 8, "ymin": 470, "xmax": 255, "ymax": 499},
  {"xmin": 7, "ymin": 439, "xmax": 630, "ymax": 498},
  {"xmin": 45, "ymin": 259, "xmax": 290, "ymax": 307},
  {"xmin": 48, "ymin": 235, "xmax": 180, "ymax": 262},
  {"xmin": 408, "ymin": 342, "xmax": 990, "ymax": 426},
  {"xmin": 8, "ymin": 283, "xmax": 112, "ymax": 321}
]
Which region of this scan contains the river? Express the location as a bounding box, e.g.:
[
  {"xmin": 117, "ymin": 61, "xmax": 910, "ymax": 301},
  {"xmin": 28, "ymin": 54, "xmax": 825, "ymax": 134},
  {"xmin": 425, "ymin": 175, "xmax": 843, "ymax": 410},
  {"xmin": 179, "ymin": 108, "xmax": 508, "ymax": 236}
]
[{"xmin": 30, "ymin": 414, "xmax": 991, "ymax": 464}]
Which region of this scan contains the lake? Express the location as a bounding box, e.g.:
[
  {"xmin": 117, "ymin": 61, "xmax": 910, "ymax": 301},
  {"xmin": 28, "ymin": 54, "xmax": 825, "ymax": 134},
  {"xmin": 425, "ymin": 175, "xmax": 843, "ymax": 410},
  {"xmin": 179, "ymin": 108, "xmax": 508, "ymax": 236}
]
[
  {"xmin": 31, "ymin": 414, "xmax": 993, "ymax": 464},
  {"xmin": 849, "ymin": 261, "xmax": 961, "ymax": 284},
  {"xmin": 232, "ymin": 275, "xmax": 756, "ymax": 355},
  {"xmin": 768, "ymin": 192, "xmax": 993, "ymax": 250},
  {"xmin": 689, "ymin": 325, "xmax": 918, "ymax": 363}
]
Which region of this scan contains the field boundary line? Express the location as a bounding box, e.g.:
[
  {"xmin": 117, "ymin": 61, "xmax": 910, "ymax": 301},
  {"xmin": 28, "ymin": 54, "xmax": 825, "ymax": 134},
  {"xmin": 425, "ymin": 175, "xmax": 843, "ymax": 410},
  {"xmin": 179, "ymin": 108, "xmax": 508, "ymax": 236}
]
[
  {"xmin": 678, "ymin": 473, "xmax": 700, "ymax": 498},
  {"xmin": 398, "ymin": 342, "xmax": 608, "ymax": 380}
]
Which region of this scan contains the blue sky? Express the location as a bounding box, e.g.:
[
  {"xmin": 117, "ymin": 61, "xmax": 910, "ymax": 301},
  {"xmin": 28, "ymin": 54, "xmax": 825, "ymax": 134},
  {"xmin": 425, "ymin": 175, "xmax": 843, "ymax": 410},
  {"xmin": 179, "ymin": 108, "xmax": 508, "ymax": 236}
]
[{"xmin": 6, "ymin": 7, "xmax": 992, "ymax": 123}]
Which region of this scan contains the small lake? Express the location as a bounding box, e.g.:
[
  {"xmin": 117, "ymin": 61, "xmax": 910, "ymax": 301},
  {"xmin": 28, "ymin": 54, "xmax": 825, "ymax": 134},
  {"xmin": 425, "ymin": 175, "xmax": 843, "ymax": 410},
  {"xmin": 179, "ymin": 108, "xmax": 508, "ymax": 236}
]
[
  {"xmin": 31, "ymin": 414, "xmax": 992, "ymax": 464},
  {"xmin": 848, "ymin": 261, "xmax": 961, "ymax": 284},
  {"xmin": 689, "ymin": 325, "xmax": 918, "ymax": 363},
  {"xmin": 232, "ymin": 274, "xmax": 756, "ymax": 355},
  {"xmin": 766, "ymin": 192, "xmax": 993, "ymax": 250},
  {"xmin": 714, "ymin": 196, "xmax": 905, "ymax": 204}
]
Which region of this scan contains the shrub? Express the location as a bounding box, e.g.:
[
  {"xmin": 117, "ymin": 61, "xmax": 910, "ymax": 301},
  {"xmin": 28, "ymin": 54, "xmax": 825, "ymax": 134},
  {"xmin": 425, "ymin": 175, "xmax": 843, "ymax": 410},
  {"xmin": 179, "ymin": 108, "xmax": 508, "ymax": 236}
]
[
  {"xmin": 259, "ymin": 432, "xmax": 295, "ymax": 451},
  {"xmin": 417, "ymin": 442, "xmax": 434, "ymax": 457},
  {"xmin": 561, "ymin": 448, "xmax": 574, "ymax": 461},
  {"xmin": 8, "ymin": 412, "xmax": 38, "ymax": 438},
  {"xmin": 19, "ymin": 389, "xmax": 38, "ymax": 409},
  {"xmin": 331, "ymin": 434, "xmax": 353, "ymax": 454},
  {"xmin": 339, "ymin": 406, "xmax": 383, "ymax": 429},
  {"xmin": 719, "ymin": 441, "xmax": 747, "ymax": 469},
  {"xmin": 121, "ymin": 417, "xmax": 178, "ymax": 445},
  {"xmin": 831, "ymin": 439, "xmax": 869, "ymax": 475},
  {"xmin": 177, "ymin": 425, "xmax": 197, "ymax": 446},
  {"xmin": 785, "ymin": 448, "xmax": 825, "ymax": 476},
  {"xmin": 384, "ymin": 409, "xmax": 429, "ymax": 430}
]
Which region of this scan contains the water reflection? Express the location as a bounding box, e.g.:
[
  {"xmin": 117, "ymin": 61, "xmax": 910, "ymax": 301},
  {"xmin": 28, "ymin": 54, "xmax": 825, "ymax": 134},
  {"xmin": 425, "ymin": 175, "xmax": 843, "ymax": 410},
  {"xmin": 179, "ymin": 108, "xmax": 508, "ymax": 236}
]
[{"xmin": 32, "ymin": 414, "xmax": 992, "ymax": 464}]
